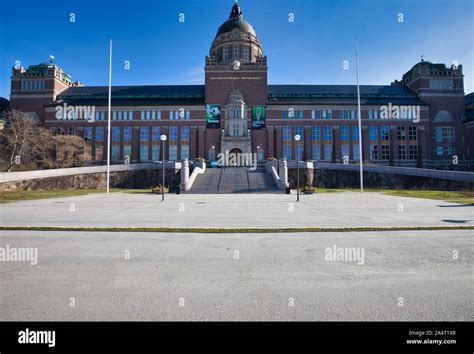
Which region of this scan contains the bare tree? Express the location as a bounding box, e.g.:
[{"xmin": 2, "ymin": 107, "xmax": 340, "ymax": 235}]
[
  {"xmin": 0, "ymin": 109, "xmax": 35, "ymax": 172},
  {"xmin": 54, "ymin": 135, "xmax": 85, "ymax": 168},
  {"xmin": 30, "ymin": 128, "xmax": 56, "ymax": 169}
]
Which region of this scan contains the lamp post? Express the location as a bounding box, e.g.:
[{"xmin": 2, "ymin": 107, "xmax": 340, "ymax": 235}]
[
  {"xmin": 294, "ymin": 134, "xmax": 301, "ymax": 202},
  {"xmin": 160, "ymin": 134, "xmax": 167, "ymax": 202},
  {"xmin": 257, "ymin": 145, "xmax": 260, "ymax": 168}
]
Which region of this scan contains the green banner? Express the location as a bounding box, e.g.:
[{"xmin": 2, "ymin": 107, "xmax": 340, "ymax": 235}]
[
  {"xmin": 251, "ymin": 106, "xmax": 266, "ymax": 129},
  {"xmin": 206, "ymin": 104, "xmax": 221, "ymax": 128}
]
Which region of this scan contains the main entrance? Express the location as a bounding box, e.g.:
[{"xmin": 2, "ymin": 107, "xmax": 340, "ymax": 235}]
[{"xmin": 229, "ymin": 148, "xmax": 242, "ymax": 155}]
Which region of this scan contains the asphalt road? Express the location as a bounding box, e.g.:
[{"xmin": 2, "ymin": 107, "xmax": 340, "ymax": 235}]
[{"xmin": 1, "ymin": 230, "xmax": 472, "ymax": 321}]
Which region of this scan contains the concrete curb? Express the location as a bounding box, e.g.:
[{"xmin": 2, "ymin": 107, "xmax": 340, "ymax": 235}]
[{"xmin": 1, "ymin": 225, "xmax": 473, "ymax": 233}]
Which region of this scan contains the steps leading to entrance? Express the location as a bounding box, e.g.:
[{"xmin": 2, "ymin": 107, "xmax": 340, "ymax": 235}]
[
  {"xmin": 187, "ymin": 168, "xmax": 222, "ymax": 193},
  {"xmin": 247, "ymin": 169, "xmax": 279, "ymax": 193},
  {"xmin": 187, "ymin": 167, "xmax": 279, "ymax": 194},
  {"xmin": 218, "ymin": 167, "xmax": 249, "ymax": 193}
]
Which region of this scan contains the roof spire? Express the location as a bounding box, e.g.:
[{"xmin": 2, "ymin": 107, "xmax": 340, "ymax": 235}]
[{"xmin": 229, "ymin": 0, "xmax": 243, "ymax": 20}]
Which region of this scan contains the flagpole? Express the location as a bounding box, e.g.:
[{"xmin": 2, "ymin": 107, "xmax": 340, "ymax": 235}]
[
  {"xmin": 355, "ymin": 37, "xmax": 364, "ymax": 192},
  {"xmin": 106, "ymin": 39, "xmax": 112, "ymax": 194}
]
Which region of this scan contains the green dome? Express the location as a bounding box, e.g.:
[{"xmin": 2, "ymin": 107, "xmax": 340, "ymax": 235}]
[{"xmin": 216, "ymin": 2, "xmax": 256, "ymax": 37}]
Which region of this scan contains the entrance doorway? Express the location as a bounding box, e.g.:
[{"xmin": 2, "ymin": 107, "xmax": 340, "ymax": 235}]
[{"xmin": 228, "ymin": 148, "xmax": 243, "ymax": 167}]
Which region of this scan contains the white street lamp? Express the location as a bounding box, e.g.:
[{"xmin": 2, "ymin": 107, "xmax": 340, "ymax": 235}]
[
  {"xmin": 160, "ymin": 134, "xmax": 167, "ymax": 202},
  {"xmin": 294, "ymin": 135, "xmax": 301, "ymax": 202}
]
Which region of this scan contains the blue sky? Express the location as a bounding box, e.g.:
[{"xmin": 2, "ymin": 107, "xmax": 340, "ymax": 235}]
[{"xmin": 0, "ymin": 0, "xmax": 472, "ymax": 99}]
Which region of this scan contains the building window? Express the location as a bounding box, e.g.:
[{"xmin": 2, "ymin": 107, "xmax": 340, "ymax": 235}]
[
  {"xmin": 434, "ymin": 127, "xmax": 455, "ymax": 157},
  {"xmin": 111, "ymin": 127, "xmax": 121, "ymax": 161},
  {"xmin": 340, "ymin": 125, "xmax": 349, "ymax": 159},
  {"xmin": 95, "ymin": 127, "xmax": 104, "ymax": 160},
  {"xmin": 295, "ymin": 126, "xmax": 304, "ymax": 159},
  {"xmin": 152, "ymin": 127, "xmax": 161, "ymax": 161},
  {"xmin": 232, "ymin": 123, "xmax": 239, "ymax": 137},
  {"xmin": 409, "ymin": 145, "xmax": 418, "ymax": 160},
  {"xmin": 84, "ymin": 127, "xmax": 92, "ymax": 142},
  {"xmin": 140, "ymin": 127, "xmax": 149, "ymax": 161},
  {"xmin": 312, "ymin": 126, "xmax": 320, "ymax": 160},
  {"xmin": 223, "ymin": 46, "xmax": 229, "ymax": 62},
  {"xmin": 181, "ymin": 126, "xmax": 190, "ymax": 160},
  {"xmin": 169, "ymin": 126, "xmax": 178, "ymax": 161},
  {"xmin": 123, "ymin": 127, "xmax": 132, "ymax": 160},
  {"xmin": 369, "ymin": 126, "xmax": 377, "ymax": 141},
  {"xmin": 381, "ymin": 145, "xmax": 389, "ymax": 160},
  {"xmin": 381, "ymin": 126, "xmax": 389, "ymax": 141},
  {"xmin": 408, "ymin": 126, "xmax": 417, "ymax": 141},
  {"xmin": 435, "ymin": 127, "xmax": 455, "ymax": 143},
  {"xmin": 233, "ymin": 45, "xmax": 239, "ymax": 59},
  {"xmin": 352, "ymin": 126, "xmax": 360, "ymax": 160},
  {"xmin": 397, "ymin": 126, "xmax": 406, "ymax": 141},
  {"xmin": 398, "ymin": 145, "xmax": 406, "ymax": 160},
  {"xmin": 283, "ymin": 126, "xmax": 292, "ymax": 160},
  {"xmin": 282, "ymin": 110, "xmax": 287, "ymax": 119},
  {"xmin": 243, "ymin": 47, "xmax": 249, "ymax": 61},
  {"xmin": 323, "ymin": 126, "xmax": 332, "ymax": 161},
  {"xmin": 430, "ymin": 79, "xmax": 454, "ymax": 90},
  {"xmin": 369, "ymin": 126, "xmax": 378, "ymax": 160},
  {"xmin": 370, "ymin": 145, "xmax": 378, "ymax": 160}
]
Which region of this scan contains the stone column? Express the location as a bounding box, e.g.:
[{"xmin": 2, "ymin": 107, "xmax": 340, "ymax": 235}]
[
  {"xmin": 279, "ymin": 158, "xmax": 288, "ymax": 187},
  {"xmin": 180, "ymin": 158, "xmax": 189, "ymax": 190}
]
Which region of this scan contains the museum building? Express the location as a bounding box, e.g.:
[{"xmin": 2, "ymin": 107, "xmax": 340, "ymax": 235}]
[{"xmin": 9, "ymin": 2, "xmax": 473, "ymax": 169}]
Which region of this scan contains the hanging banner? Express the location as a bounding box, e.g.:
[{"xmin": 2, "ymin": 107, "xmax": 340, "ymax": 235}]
[
  {"xmin": 206, "ymin": 104, "xmax": 221, "ymax": 128},
  {"xmin": 251, "ymin": 106, "xmax": 266, "ymax": 129}
]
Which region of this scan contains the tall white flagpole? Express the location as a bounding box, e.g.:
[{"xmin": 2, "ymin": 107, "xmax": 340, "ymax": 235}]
[
  {"xmin": 355, "ymin": 37, "xmax": 364, "ymax": 192},
  {"xmin": 106, "ymin": 39, "xmax": 112, "ymax": 194}
]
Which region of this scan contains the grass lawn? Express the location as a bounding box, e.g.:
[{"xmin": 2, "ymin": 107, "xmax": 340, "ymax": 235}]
[
  {"xmin": 293, "ymin": 188, "xmax": 474, "ymax": 204},
  {"xmin": 380, "ymin": 190, "xmax": 474, "ymax": 204},
  {"xmin": 0, "ymin": 188, "xmax": 151, "ymax": 203}
]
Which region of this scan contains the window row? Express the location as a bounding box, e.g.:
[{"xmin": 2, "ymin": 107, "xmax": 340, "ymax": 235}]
[
  {"xmin": 21, "ymin": 80, "xmax": 45, "ymax": 91},
  {"xmin": 277, "ymin": 108, "xmax": 419, "ymax": 120},
  {"xmin": 222, "ymin": 45, "xmax": 250, "ymax": 62}
]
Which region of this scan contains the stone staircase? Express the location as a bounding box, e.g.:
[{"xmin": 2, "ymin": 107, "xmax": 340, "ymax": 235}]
[{"xmin": 187, "ymin": 167, "xmax": 279, "ymax": 194}]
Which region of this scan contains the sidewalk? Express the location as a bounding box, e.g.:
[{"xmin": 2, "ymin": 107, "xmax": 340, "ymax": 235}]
[{"xmin": 1, "ymin": 192, "xmax": 472, "ymax": 230}]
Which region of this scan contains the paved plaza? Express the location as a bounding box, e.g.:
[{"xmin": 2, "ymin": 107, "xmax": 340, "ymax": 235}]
[
  {"xmin": 0, "ymin": 229, "xmax": 472, "ymax": 321},
  {"xmin": 0, "ymin": 191, "xmax": 472, "ymax": 229}
]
